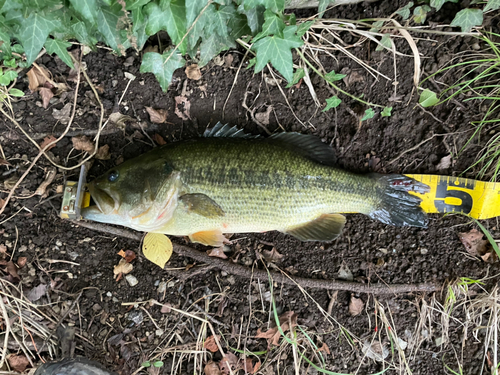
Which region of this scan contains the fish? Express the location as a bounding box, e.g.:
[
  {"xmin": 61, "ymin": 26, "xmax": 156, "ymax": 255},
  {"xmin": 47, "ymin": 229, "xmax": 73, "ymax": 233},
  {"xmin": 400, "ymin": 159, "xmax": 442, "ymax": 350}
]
[
  {"xmin": 82, "ymin": 123, "xmax": 430, "ymax": 246},
  {"xmin": 34, "ymin": 357, "xmax": 116, "ymax": 375}
]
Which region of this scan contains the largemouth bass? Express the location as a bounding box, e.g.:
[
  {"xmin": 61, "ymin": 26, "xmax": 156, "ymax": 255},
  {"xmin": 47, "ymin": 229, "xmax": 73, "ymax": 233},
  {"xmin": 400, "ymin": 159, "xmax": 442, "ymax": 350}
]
[{"xmin": 82, "ymin": 124, "xmax": 429, "ymax": 246}]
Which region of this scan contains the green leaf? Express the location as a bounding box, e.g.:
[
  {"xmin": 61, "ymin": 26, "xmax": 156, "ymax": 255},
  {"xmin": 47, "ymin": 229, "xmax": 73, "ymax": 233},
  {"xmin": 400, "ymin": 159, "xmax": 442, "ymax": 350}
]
[
  {"xmin": 228, "ymin": 13, "xmax": 251, "ymax": 39},
  {"xmin": 199, "ymin": 33, "xmax": 234, "ymax": 66},
  {"xmin": 324, "ymin": 70, "xmax": 345, "ymax": 82},
  {"xmin": 125, "ymin": 0, "xmax": 151, "ymax": 10},
  {"xmin": 296, "ymin": 20, "xmax": 313, "ymax": 37},
  {"xmin": 252, "ymin": 25, "xmax": 303, "ymax": 82},
  {"xmin": 430, "ymin": 0, "xmax": 446, "ymax": 11},
  {"xmin": 153, "ymin": 361, "xmax": 164, "ymax": 368},
  {"xmin": 140, "ymin": 49, "xmax": 185, "ymax": 92},
  {"xmin": 141, "ymin": 361, "xmax": 151, "ymax": 368},
  {"xmin": 238, "ymin": 4, "xmax": 264, "ymax": 34},
  {"xmin": 413, "ymin": 5, "xmax": 431, "ymax": 24},
  {"xmin": 97, "ymin": 3, "xmax": 125, "ymax": 53},
  {"xmin": 9, "ymin": 88, "xmax": 24, "ymax": 97},
  {"xmin": 381, "ymin": 106, "xmax": 392, "ymax": 117},
  {"xmin": 396, "ymin": 1, "xmax": 413, "ymax": 20},
  {"xmin": 375, "ymin": 33, "xmax": 392, "ymax": 51},
  {"xmin": 243, "ymin": 0, "xmax": 284, "ymax": 13},
  {"xmin": 484, "ymin": 0, "xmax": 500, "ymax": 12},
  {"xmin": 4, "ymin": 58, "xmax": 16, "ymax": 68},
  {"xmin": 450, "ymin": 8, "xmax": 483, "ymax": 33},
  {"xmin": 145, "ymin": 0, "xmax": 187, "ymax": 54},
  {"xmin": 68, "ymin": 0, "xmax": 96, "ymax": 23},
  {"xmin": 254, "ymin": 9, "xmax": 285, "ymax": 41},
  {"xmin": 0, "ymin": 69, "xmax": 16, "ymax": 85},
  {"xmin": 210, "ymin": 4, "xmax": 235, "ymax": 38},
  {"xmin": 322, "ymin": 96, "xmax": 341, "ymax": 111},
  {"xmin": 369, "ymin": 20, "xmax": 384, "ymax": 33},
  {"xmin": 361, "ymin": 108, "xmax": 375, "ymax": 121},
  {"xmin": 186, "ymin": 0, "xmax": 208, "ymax": 26},
  {"xmin": 285, "ymin": 68, "xmax": 305, "ymax": 88},
  {"xmin": 71, "ymin": 20, "xmax": 98, "ymax": 47},
  {"xmin": 131, "ymin": 7, "xmax": 148, "ymax": 50},
  {"xmin": 187, "ymin": 3, "xmax": 214, "ymax": 49},
  {"xmin": 18, "ymin": 12, "xmax": 53, "ymax": 65},
  {"xmin": 418, "ymin": 89, "xmax": 439, "ymax": 107},
  {"xmin": 44, "ymin": 38, "xmax": 74, "ymax": 68},
  {"xmin": 318, "ymin": 0, "xmax": 334, "ymax": 17},
  {"xmin": 247, "ymin": 57, "xmax": 256, "ymax": 69}
]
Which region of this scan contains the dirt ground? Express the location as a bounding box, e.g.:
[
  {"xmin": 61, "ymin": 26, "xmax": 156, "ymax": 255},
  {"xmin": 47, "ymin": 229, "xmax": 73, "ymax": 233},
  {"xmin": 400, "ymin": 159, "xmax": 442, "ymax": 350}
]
[{"xmin": 1, "ymin": 1, "xmax": 500, "ymax": 374}]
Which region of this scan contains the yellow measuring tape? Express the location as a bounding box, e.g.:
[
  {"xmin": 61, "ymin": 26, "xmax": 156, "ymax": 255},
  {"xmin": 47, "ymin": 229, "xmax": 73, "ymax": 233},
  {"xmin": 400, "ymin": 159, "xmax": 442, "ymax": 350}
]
[{"xmin": 406, "ymin": 174, "xmax": 500, "ymax": 220}]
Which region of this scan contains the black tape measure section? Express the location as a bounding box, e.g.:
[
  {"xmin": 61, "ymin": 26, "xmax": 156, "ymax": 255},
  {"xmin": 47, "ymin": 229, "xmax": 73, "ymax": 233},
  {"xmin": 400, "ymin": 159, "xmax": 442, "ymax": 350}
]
[{"xmin": 434, "ymin": 177, "xmax": 474, "ymax": 214}]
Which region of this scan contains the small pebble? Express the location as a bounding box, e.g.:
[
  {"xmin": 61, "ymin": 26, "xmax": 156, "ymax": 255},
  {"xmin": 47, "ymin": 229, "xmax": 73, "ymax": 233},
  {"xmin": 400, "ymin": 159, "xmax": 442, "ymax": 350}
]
[
  {"xmin": 125, "ymin": 274, "xmax": 138, "ymax": 287},
  {"xmin": 56, "ymin": 240, "xmax": 63, "ymax": 247},
  {"xmin": 106, "ymin": 291, "xmax": 112, "ymax": 297},
  {"xmin": 420, "ymin": 248, "xmax": 428, "ymax": 255}
]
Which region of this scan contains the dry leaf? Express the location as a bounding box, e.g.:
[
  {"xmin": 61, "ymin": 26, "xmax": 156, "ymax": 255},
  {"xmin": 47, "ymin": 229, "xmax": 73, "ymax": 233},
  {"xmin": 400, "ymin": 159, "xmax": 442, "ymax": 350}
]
[
  {"xmin": 117, "ymin": 250, "xmax": 136, "ymax": 263},
  {"xmin": 204, "ymin": 361, "xmax": 221, "ymax": 375},
  {"xmin": 17, "ymin": 257, "xmax": 27, "ymax": 268},
  {"xmin": 255, "ymin": 106, "xmax": 273, "ymax": 125},
  {"xmin": 224, "ymin": 54, "xmax": 234, "ymax": 68},
  {"xmin": 109, "ymin": 112, "xmax": 134, "ymax": 127},
  {"xmin": 256, "ymin": 311, "xmax": 297, "ymax": 346},
  {"xmin": 95, "ymin": 144, "xmax": 111, "ymax": 160},
  {"xmin": 348, "ymin": 295, "xmax": 364, "ymax": 316},
  {"xmin": 7, "ymin": 354, "xmax": 30, "ymax": 372},
  {"xmin": 262, "ymin": 247, "xmax": 284, "ymax": 263},
  {"xmin": 458, "ymin": 229, "xmax": 490, "ymax": 257},
  {"xmin": 113, "ymin": 258, "xmax": 133, "ymax": 280},
  {"xmin": 161, "ymin": 303, "xmax": 172, "ymax": 313},
  {"xmin": 142, "ymin": 233, "xmax": 173, "ymax": 269},
  {"xmin": 362, "ymin": 340, "xmax": 389, "ymax": 362},
  {"xmin": 26, "ymin": 284, "xmax": 47, "ymax": 302},
  {"xmin": 338, "ymin": 262, "xmax": 353, "ymax": 281},
  {"xmin": 146, "ymin": 106, "xmax": 168, "ymax": 124},
  {"xmin": 72, "ymin": 135, "xmax": 95, "ymax": 154},
  {"xmin": 35, "ymin": 167, "xmax": 57, "ymax": 196},
  {"xmin": 174, "ymin": 95, "xmax": 191, "ymax": 120},
  {"xmin": 40, "ymin": 135, "xmax": 57, "ymax": 151},
  {"xmin": 343, "ymin": 69, "xmax": 364, "ymax": 87},
  {"xmin": 204, "ymin": 335, "xmax": 220, "ymax": 353},
  {"xmin": 185, "ymin": 64, "xmax": 202, "ymax": 80},
  {"xmin": 242, "ymin": 358, "xmax": 255, "ymax": 374},
  {"xmin": 437, "ymin": 155, "xmax": 452, "ymax": 170},
  {"xmin": 40, "ymin": 87, "xmax": 54, "ymax": 109},
  {"xmin": 5, "ymin": 261, "xmax": 20, "ymax": 282},
  {"xmin": 153, "ymin": 133, "xmax": 167, "ymax": 145},
  {"xmin": 27, "ymin": 66, "xmax": 50, "ymax": 91},
  {"xmin": 219, "ymin": 353, "xmax": 241, "ymax": 375},
  {"xmin": 0, "ymin": 244, "xmax": 7, "ymax": 253},
  {"xmin": 318, "ymin": 342, "xmax": 331, "ymax": 356},
  {"xmin": 0, "ymin": 158, "xmax": 10, "ymax": 166},
  {"xmin": 207, "ymin": 247, "xmax": 228, "ymax": 259},
  {"xmin": 52, "ymin": 103, "xmax": 72, "ymax": 124}
]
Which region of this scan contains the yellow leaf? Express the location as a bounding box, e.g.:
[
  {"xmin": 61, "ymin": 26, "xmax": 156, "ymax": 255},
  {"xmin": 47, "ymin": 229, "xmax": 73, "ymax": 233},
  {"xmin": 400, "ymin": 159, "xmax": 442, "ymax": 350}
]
[{"xmin": 142, "ymin": 233, "xmax": 173, "ymax": 269}]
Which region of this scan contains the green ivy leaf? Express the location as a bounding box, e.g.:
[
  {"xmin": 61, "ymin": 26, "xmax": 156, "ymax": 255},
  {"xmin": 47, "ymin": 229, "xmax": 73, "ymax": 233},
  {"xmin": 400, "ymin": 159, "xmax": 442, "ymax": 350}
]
[
  {"xmin": 97, "ymin": 3, "xmax": 126, "ymax": 54},
  {"xmin": 9, "ymin": 88, "xmax": 24, "ymax": 97},
  {"xmin": 228, "ymin": 13, "xmax": 251, "ymax": 39},
  {"xmin": 324, "ymin": 70, "xmax": 346, "ymax": 82},
  {"xmin": 125, "ymin": 0, "xmax": 151, "ymax": 10},
  {"xmin": 71, "ymin": 20, "xmax": 98, "ymax": 47},
  {"xmin": 44, "ymin": 38, "xmax": 74, "ymax": 68},
  {"xmin": 285, "ymin": 67, "xmax": 305, "ymax": 88},
  {"xmin": 131, "ymin": 7, "xmax": 148, "ymax": 50},
  {"xmin": 254, "ymin": 9, "xmax": 285, "ymax": 41},
  {"xmin": 4, "ymin": 58, "xmax": 16, "ymax": 68},
  {"xmin": 140, "ymin": 49, "xmax": 185, "ymax": 92},
  {"xmin": 296, "ymin": 20, "xmax": 313, "ymax": 37},
  {"xmin": 0, "ymin": 69, "xmax": 16, "ymax": 85},
  {"xmin": 210, "ymin": 4, "xmax": 235, "ymax": 38},
  {"xmin": 381, "ymin": 106, "xmax": 392, "ymax": 117},
  {"xmin": 199, "ymin": 33, "xmax": 234, "ymax": 66},
  {"xmin": 375, "ymin": 33, "xmax": 392, "ymax": 51},
  {"xmin": 369, "ymin": 20, "xmax": 384, "ymax": 33},
  {"xmin": 146, "ymin": 0, "xmax": 187, "ymax": 54},
  {"xmin": 430, "ymin": 0, "xmax": 446, "ymax": 11},
  {"xmin": 318, "ymin": 0, "xmax": 335, "ymax": 17},
  {"xmin": 238, "ymin": 4, "xmax": 264, "ymax": 35},
  {"xmin": 396, "ymin": 2, "xmax": 413, "ymax": 20},
  {"xmin": 484, "ymin": 0, "xmax": 500, "ymax": 12},
  {"xmin": 243, "ymin": 0, "xmax": 284, "ymax": 13},
  {"xmin": 322, "ymin": 96, "xmax": 341, "ymax": 111},
  {"xmin": 418, "ymin": 89, "xmax": 439, "ymax": 107},
  {"xmin": 68, "ymin": 0, "xmax": 97, "ymax": 23},
  {"xmin": 252, "ymin": 25, "xmax": 303, "ymax": 82},
  {"xmin": 186, "ymin": 0, "xmax": 208, "ymax": 25},
  {"xmin": 413, "ymin": 5, "xmax": 431, "ymax": 24},
  {"xmin": 19, "ymin": 12, "xmax": 53, "ymax": 65},
  {"xmin": 450, "ymin": 8, "xmax": 483, "ymax": 33},
  {"xmin": 361, "ymin": 108, "xmax": 375, "ymax": 121}
]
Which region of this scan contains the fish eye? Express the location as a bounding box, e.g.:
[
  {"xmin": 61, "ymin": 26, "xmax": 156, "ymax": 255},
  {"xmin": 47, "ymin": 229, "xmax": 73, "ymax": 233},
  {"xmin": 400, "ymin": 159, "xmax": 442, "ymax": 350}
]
[{"xmin": 108, "ymin": 170, "xmax": 119, "ymax": 182}]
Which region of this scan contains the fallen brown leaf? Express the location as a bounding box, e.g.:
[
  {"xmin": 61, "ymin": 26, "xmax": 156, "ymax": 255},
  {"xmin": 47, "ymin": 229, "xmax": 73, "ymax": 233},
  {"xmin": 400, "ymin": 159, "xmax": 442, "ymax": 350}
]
[
  {"xmin": 207, "ymin": 247, "xmax": 228, "ymax": 259},
  {"xmin": 161, "ymin": 303, "xmax": 172, "ymax": 313},
  {"xmin": 153, "ymin": 133, "xmax": 167, "ymax": 145},
  {"xmin": 27, "ymin": 65, "xmax": 50, "ymax": 91},
  {"xmin": 204, "ymin": 335, "xmax": 220, "ymax": 353},
  {"xmin": 242, "ymin": 358, "xmax": 255, "ymax": 374},
  {"xmin": 108, "ymin": 112, "xmax": 134, "ymax": 128},
  {"xmin": 262, "ymin": 247, "xmax": 284, "ymax": 263},
  {"xmin": 318, "ymin": 342, "xmax": 331, "ymax": 356},
  {"xmin": 52, "ymin": 103, "xmax": 72, "ymax": 124},
  {"xmin": 437, "ymin": 155, "xmax": 452, "ymax": 170},
  {"xmin": 17, "ymin": 256, "xmax": 27, "ymax": 268},
  {"xmin": 40, "ymin": 87, "xmax": 54, "ymax": 109},
  {"xmin": 185, "ymin": 64, "xmax": 202, "ymax": 80},
  {"xmin": 255, "ymin": 106, "xmax": 273, "ymax": 125},
  {"xmin": 7, "ymin": 354, "xmax": 30, "ymax": 372},
  {"xmin": 219, "ymin": 353, "xmax": 241, "ymax": 375},
  {"xmin": 72, "ymin": 135, "xmax": 95, "ymax": 154},
  {"xmin": 95, "ymin": 144, "xmax": 111, "ymax": 160},
  {"xmin": 349, "ymin": 295, "xmax": 364, "ymax": 316},
  {"xmin": 255, "ymin": 311, "xmax": 297, "ymax": 346},
  {"xmin": 113, "ymin": 258, "xmax": 133, "ymax": 280},
  {"xmin": 458, "ymin": 229, "xmax": 490, "ymax": 257},
  {"xmin": 123, "ymin": 250, "xmax": 136, "ymax": 263},
  {"xmin": 146, "ymin": 106, "xmax": 168, "ymax": 124},
  {"xmin": 204, "ymin": 361, "xmax": 221, "ymax": 375},
  {"xmin": 5, "ymin": 260, "xmax": 20, "ymax": 282},
  {"xmin": 40, "ymin": 135, "xmax": 57, "ymax": 151},
  {"xmin": 174, "ymin": 95, "xmax": 191, "ymax": 120}
]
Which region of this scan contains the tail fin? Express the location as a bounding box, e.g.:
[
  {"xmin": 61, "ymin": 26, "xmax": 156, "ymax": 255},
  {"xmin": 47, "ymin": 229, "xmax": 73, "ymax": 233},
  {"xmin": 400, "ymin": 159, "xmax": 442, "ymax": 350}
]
[{"xmin": 369, "ymin": 174, "xmax": 430, "ymax": 228}]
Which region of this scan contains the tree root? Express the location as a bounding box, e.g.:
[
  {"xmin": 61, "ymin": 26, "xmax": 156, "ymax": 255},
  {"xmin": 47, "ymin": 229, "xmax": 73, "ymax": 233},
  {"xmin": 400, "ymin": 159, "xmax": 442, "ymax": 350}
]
[{"xmin": 72, "ymin": 221, "xmax": 439, "ymax": 295}]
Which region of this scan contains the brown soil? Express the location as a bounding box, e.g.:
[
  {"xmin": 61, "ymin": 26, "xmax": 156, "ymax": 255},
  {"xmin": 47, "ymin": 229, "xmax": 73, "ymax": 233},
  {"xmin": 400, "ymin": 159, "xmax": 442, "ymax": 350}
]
[{"xmin": 1, "ymin": 1, "xmax": 499, "ymax": 375}]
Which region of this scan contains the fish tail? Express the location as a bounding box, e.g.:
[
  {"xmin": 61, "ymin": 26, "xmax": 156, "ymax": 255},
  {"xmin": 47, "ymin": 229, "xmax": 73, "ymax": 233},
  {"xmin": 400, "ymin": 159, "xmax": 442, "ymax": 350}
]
[{"xmin": 368, "ymin": 174, "xmax": 430, "ymax": 227}]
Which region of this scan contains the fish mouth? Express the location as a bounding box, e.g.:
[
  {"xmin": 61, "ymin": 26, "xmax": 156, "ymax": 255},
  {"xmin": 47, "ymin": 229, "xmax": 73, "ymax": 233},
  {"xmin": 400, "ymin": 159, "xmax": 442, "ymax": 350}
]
[{"xmin": 86, "ymin": 183, "xmax": 119, "ymax": 215}]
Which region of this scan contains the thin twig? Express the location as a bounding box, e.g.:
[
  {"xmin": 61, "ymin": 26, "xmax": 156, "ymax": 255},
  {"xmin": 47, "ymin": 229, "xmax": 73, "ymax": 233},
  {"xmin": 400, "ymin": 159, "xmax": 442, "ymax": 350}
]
[
  {"xmin": 73, "ymin": 221, "xmax": 439, "ymax": 294},
  {"xmin": 0, "ymin": 289, "xmax": 11, "ymax": 369}
]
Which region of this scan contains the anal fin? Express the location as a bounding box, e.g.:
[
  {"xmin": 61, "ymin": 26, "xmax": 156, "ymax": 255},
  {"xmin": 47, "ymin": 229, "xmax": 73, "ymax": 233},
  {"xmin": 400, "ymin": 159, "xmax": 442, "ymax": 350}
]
[
  {"xmin": 189, "ymin": 229, "xmax": 226, "ymax": 247},
  {"xmin": 285, "ymin": 213, "xmax": 346, "ymax": 242}
]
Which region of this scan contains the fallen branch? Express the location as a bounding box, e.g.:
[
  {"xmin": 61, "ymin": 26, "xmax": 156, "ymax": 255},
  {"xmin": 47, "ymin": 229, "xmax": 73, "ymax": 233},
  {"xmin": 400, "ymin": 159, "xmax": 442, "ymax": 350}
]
[{"xmin": 73, "ymin": 221, "xmax": 439, "ymax": 295}]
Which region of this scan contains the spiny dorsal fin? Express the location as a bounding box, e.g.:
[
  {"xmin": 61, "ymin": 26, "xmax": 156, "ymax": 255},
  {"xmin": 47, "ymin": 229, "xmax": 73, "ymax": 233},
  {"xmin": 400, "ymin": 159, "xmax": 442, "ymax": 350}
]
[
  {"xmin": 270, "ymin": 132, "xmax": 337, "ymax": 166},
  {"xmin": 204, "ymin": 123, "xmax": 259, "ymax": 139}
]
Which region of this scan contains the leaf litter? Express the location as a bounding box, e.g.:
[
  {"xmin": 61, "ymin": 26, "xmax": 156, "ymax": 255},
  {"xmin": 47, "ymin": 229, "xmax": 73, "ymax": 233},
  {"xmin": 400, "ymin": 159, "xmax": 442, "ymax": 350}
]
[
  {"xmin": 72, "ymin": 135, "xmax": 95, "ymax": 154},
  {"xmin": 349, "ymin": 295, "xmax": 364, "ymax": 316},
  {"xmin": 174, "ymin": 96, "xmax": 191, "ymax": 120},
  {"xmin": 255, "ymin": 311, "xmax": 297, "ymax": 346},
  {"xmin": 185, "ymin": 64, "xmax": 202, "ymax": 80},
  {"xmin": 459, "ymin": 229, "xmax": 497, "ymax": 262},
  {"xmin": 146, "ymin": 106, "xmax": 168, "ymax": 124},
  {"xmin": 40, "ymin": 135, "xmax": 57, "ymax": 151},
  {"xmin": 203, "ymin": 335, "xmax": 220, "ymax": 352}
]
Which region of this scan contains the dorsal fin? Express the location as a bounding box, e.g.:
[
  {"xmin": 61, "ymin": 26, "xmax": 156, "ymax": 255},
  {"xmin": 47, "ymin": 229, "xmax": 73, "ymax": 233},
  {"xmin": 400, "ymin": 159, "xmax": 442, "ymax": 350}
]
[
  {"xmin": 270, "ymin": 132, "xmax": 337, "ymax": 166},
  {"xmin": 204, "ymin": 123, "xmax": 259, "ymax": 139}
]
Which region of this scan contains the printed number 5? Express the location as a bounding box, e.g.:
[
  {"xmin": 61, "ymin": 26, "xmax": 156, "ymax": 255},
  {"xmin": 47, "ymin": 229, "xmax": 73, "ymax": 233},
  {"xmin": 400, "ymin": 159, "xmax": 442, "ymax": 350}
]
[{"xmin": 434, "ymin": 180, "xmax": 473, "ymax": 214}]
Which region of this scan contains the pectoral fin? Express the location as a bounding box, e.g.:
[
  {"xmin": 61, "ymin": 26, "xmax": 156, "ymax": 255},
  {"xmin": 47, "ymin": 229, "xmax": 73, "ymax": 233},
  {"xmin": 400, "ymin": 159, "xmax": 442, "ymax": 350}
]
[
  {"xmin": 285, "ymin": 213, "xmax": 346, "ymax": 242},
  {"xmin": 180, "ymin": 193, "xmax": 224, "ymax": 218},
  {"xmin": 189, "ymin": 230, "xmax": 226, "ymax": 247}
]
